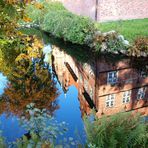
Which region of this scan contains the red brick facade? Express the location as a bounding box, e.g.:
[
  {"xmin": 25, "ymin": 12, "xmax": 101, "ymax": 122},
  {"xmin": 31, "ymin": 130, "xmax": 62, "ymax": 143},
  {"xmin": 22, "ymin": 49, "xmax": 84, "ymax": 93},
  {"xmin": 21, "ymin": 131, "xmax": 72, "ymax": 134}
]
[
  {"xmin": 96, "ymin": 57, "xmax": 148, "ymax": 117},
  {"xmin": 59, "ymin": 0, "xmax": 148, "ymax": 22},
  {"xmin": 52, "ymin": 46, "xmax": 148, "ymax": 118}
]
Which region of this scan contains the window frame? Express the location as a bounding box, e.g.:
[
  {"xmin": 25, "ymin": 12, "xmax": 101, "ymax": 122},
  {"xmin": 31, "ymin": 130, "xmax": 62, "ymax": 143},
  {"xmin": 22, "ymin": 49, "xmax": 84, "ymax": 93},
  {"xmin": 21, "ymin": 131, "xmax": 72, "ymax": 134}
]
[
  {"xmin": 137, "ymin": 87, "xmax": 146, "ymax": 100},
  {"xmin": 122, "ymin": 90, "xmax": 131, "ymax": 104},
  {"xmin": 107, "ymin": 71, "xmax": 118, "ymax": 85},
  {"xmin": 106, "ymin": 94, "xmax": 115, "ymax": 107}
]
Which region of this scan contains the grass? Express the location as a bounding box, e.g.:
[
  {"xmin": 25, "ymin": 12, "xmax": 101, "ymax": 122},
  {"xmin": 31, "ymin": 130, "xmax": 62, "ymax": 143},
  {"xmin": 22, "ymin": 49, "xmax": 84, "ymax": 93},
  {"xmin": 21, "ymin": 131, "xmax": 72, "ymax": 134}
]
[{"xmin": 99, "ymin": 18, "xmax": 148, "ymax": 42}]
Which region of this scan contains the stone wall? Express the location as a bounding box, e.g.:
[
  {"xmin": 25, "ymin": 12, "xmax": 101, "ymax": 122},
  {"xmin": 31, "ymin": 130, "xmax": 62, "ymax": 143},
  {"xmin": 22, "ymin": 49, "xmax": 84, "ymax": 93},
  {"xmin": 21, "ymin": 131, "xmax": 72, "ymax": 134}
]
[{"xmin": 59, "ymin": 0, "xmax": 148, "ymax": 22}]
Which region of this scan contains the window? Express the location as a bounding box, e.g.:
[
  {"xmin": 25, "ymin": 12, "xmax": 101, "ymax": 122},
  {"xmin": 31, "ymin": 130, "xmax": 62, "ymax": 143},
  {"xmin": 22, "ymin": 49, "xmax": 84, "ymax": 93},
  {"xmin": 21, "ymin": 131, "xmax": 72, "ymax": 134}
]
[
  {"xmin": 107, "ymin": 71, "xmax": 118, "ymax": 85},
  {"xmin": 137, "ymin": 87, "xmax": 146, "ymax": 100},
  {"xmin": 106, "ymin": 94, "xmax": 115, "ymax": 107},
  {"xmin": 123, "ymin": 90, "xmax": 131, "ymax": 103}
]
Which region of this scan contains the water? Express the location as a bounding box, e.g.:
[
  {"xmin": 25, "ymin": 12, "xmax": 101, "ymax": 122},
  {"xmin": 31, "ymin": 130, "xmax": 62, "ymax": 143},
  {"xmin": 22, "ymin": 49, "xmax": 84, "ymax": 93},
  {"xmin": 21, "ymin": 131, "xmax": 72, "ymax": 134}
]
[
  {"xmin": 0, "ymin": 71, "xmax": 85, "ymax": 144},
  {"xmin": 0, "ymin": 31, "xmax": 147, "ymax": 146},
  {"xmin": 0, "ymin": 41, "xmax": 87, "ymax": 145},
  {"xmin": 0, "ymin": 114, "xmax": 26, "ymax": 143},
  {"xmin": 0, "ymin": 73, "xmax": 7, "ymax": 95}
]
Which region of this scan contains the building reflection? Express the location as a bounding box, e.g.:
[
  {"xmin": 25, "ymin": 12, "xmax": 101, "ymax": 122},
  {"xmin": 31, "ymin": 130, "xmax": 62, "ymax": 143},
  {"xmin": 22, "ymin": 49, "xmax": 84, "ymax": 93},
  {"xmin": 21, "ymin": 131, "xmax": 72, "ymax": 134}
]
[{"xmin": 52, "ymin": 45, "xmax": 148, "ymax": 118}]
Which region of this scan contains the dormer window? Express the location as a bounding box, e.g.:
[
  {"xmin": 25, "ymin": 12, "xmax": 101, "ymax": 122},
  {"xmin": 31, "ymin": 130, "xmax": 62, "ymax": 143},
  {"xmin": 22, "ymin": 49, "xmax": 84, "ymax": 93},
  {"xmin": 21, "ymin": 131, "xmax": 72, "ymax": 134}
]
[
  {"xmin": 137, "ymin": 87, "xmax": 146, "ymax": 100},
  {"xmin": 123, "ymin": 90, "xmax": 131, "ymax": 103},
  {"xmin": 107, "ymin": 71, "xmax": 118, "ymax": 85}
]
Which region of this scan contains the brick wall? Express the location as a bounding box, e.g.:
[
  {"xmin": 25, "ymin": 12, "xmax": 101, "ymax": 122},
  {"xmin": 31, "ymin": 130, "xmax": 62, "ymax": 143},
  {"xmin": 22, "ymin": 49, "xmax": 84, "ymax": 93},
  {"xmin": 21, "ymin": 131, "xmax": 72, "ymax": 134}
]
[
  {"xmin": 60, "ymin": 0, "xmax": 96, "ymax": 20},
  {"xmin": 98, "ymin": 0, "xmax": 148, "ymax": 22},
  {"xmin": 97, "ymin": 88, "xmax": 148, "ymax": 117},
  {"xmin": 59, "ymin": 0, "xmax": 148, "ymax": 22},
  {"xmin": 95, "ymin": 57, "xmax": 148, "ymax": 117},
  {"xmin": 52, "ymin": 45, "xmax": 148, "ymax": 118}
]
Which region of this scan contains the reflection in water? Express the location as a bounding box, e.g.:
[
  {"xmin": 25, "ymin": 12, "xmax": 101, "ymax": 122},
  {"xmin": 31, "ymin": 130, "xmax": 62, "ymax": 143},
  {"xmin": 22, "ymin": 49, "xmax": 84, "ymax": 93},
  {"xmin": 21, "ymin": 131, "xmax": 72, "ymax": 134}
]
[
  {"xmin": 0, "ymin": 40, "xmax": 60, "ymax": 143},
  {"xmin": 0, "ymin": 114, "xmax": 26, "ymax": 143},
  {"xmin": 55, "ymin": 84, "xmax": 86, "ymax": 144},
  {"xmin": 0, "ymin": 46, "xmax": 19, "ymax": 76},
  {"xmin": 43, "ymin": 44, "xmax": 52, "ymax": 65},
  {"xmin": 0, "ymin": 38, "xmax": 86, "ymax": 144},
  {"xmin": 0, "ymin": 73, "xmax": 7, "ymax": 95},
  {"xmin": 0, "ymin": 33, "xmax": 147, "ymax": 144},
  {"xmin": 0, "ymin": 74, "xmax": 26, "ymax": 143},
  {"xmin": 51, "ymin": 45, "xmax": 148, "ymax": 118},
  {"xmin": 0, "ymin": 56, "xmax": 58, "ymax": 117}
]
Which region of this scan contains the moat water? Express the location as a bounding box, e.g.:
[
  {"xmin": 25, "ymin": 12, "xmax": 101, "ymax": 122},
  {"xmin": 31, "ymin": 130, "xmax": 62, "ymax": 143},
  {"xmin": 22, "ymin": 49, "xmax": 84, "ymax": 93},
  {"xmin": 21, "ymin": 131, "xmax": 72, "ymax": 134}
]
[
  {"xmin": 0, "ymin": 30, "xmax": 147, "ymax": 146},
  {"xmin": 0, "ymin": 72, "xmax": 86, "ymax": 144},
  {"xmin": 0, "ymin": 35, "xmax": 88, "ymax": 145}
]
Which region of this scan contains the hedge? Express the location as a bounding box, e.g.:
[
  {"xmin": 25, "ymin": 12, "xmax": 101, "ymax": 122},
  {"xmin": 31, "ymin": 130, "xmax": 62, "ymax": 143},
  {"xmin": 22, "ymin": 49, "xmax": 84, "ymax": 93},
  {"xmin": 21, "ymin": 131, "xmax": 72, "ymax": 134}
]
[{"xmin": 24, "ymin": 1, "xmax": 97, "ymax": 45}]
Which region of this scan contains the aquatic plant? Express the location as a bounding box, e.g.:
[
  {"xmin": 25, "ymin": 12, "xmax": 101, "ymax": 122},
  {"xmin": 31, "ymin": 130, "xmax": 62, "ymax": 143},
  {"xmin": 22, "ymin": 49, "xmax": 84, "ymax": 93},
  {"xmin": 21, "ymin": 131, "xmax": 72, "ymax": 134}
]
[
  {"xmin": 11, "ymin": 103, "xmax": 77, "ymax": 147},
  {"xmin": 20, "ymin": 103, "xmax": 67, "ymax": 142}
]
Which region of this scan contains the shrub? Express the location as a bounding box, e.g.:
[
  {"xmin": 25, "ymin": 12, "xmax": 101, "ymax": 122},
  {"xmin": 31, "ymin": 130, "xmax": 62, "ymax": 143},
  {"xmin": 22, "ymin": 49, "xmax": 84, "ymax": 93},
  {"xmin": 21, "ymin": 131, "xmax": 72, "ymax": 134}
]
[
  {"xmin": 23, "ymin": 1, "xmax": 131, "ymax": 55},
  {"xmin": 41, "ymin": 10, "xmax": 72, "ymax": 38},
  {"xmin": 130, "ymin": 37, "xmax": 148, "ymax": 57},
  {"xmin": 63, "ymin": 15, "xmax": 95, "ymax": 44},
  {"xmin": 41, "ymin": 10, "xmax": 96, "ymax": 44},
  {"xmin": 84, "ymin": 112, "xmax": 148, "ymax": 148},
  {"xmin": 24, "ymin": 4, "xmax": 42, "ymax": 24},
  {"xmin": 24, "ymin": 1, "xmax": 66, "ymax": 24},
  {"xmin": 40, "ymin": 1, "xmax": 66, "ymax": 11},
  {"xmin": 104, "ymin": 33, "xmax": 128, "ymax": 53},
  {"xmin": 24, "ymin": 1, "xmax": 96, "ymax": 45}
]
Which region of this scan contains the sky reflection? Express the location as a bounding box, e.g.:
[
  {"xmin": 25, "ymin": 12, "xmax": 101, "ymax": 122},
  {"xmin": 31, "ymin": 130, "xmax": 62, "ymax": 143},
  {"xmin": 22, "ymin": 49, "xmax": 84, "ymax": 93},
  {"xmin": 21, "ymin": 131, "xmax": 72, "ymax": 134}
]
[{"xmin": 0, "ymin": 73, "xmax": 7, "ymax": 95}]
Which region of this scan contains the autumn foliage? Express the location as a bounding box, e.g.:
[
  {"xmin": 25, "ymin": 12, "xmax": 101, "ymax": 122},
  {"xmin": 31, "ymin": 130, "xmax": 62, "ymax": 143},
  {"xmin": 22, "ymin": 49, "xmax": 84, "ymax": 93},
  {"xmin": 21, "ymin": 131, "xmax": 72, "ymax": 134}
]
[{"xmin": 130, "ymin": 37, "xmax": 148, "ymax": 57}]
